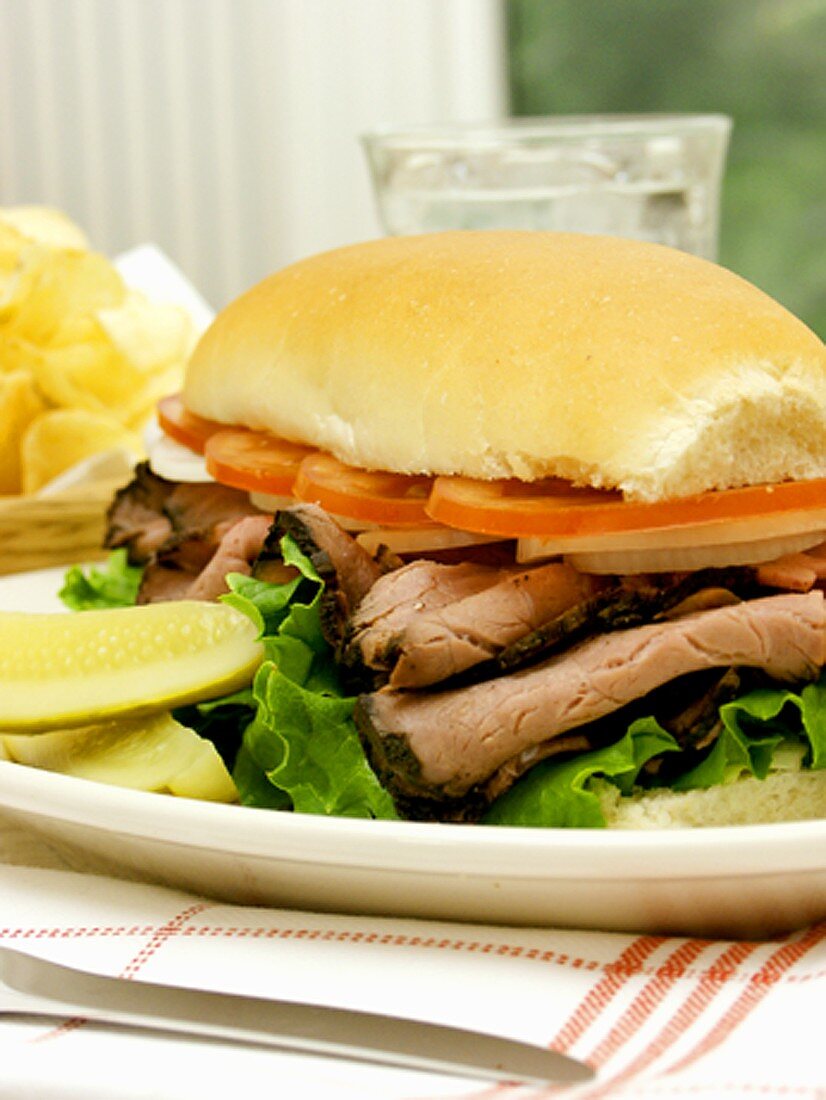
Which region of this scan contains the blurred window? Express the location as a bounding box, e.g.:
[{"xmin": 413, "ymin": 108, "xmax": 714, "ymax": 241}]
[{"xmin": 507, "ymin": 0, "xmax": 826, "ymax": 336}]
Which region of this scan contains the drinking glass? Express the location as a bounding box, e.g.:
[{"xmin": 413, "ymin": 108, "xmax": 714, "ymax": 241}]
[{"xmin": 362, "ymin": 114, "xmax": 731, "ymax": 259}]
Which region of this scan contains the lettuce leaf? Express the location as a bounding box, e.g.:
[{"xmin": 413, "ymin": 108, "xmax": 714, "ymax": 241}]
[
  {"xmin": 231, "ymin": 726, "xmax": 292, "ymax": 811},
  {"xmin": 223, "ymin": 536, "xmax": 397, "ymax": 818},
  {"xmin": 59, "ymin": 549, "xmax": 143, "ymax": 610},
  {"xmin": 483, "ymin": 673, "xmax": 826, "ymax": 828},
  {"xmin": 671, "ymin": 673, "xmax": 826, "ymax": 790},
  {"xmin": 482, "ymin": 719, "xmax": 681, "ymax": 828},
  {"xmin": 247, "ymin": 662, "xmax": 398, "ymax": 818}
]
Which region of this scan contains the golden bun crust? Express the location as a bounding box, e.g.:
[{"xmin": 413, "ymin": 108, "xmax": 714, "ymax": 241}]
[{"xmin": 184, "ymin": 231, "xmax": 826, "ymax": 500}]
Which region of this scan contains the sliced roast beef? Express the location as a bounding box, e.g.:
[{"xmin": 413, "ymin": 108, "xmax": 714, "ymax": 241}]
[
  {"xmin": 496, "ymin": 567, "xmax": 761, "ymax": 675},
  {"xmin": 373, "ymin": 562, "xmax": 603, "ymax": 689},
  {"xmin": 105, "ymin": 463, "xmax": 175, "ymax": 561},
  {"xmin": 108, "ymin": 464, "xmax": 267, "ymax": 603},
  {"xmin": 163, "ymin": 481, "xmax": 260, "ymax": 542},
  {"xmin": 137, "ymin": 514, "xmax": 275, "ymax": 603},
  {"xmin": 356, "ymin": 591, "xmax": 826, "ymax": 819},
  {"xmin": 136, "ymin": 536, "xmax": 216, "ymax": 603},
  {"xmin": 649, "ymin": 667, "xmax": 744, "ymax": 751},
  {"xmin": 345, "ymin": 564, "xmax": 760, "ymax": 692},
  {"xmin": 186, "ymin": 515, "xmax": 275, "ymax": 600},
  {"xmin": 757, "ymin": 541, "xmax": 826, "ymax": 592},
  {"xmin": 341, "ymin": 558, "xmax": 514, "ymax": 687},
  {"xmin": 106, "ymin": 463, "xmax": 259, "ymax": 564},
  {"xmin": 257, "ymin": 504, "xmax": 384, "ymax": 645}
]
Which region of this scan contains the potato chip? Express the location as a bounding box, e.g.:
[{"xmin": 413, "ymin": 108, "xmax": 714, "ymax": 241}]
[
  {"xmin": 121, "ymin": 362, "xmax": 186, "ymax": 429},
  {"xmin": 0, "ymin": 205, "xmax": 89, "ymax": 251},
  {"xmin": 0, "ymin": 370, "xmax": 46, "ymax": 494},
  {"xmin": 0, "ymin": 205, "xmax": 194, "ymax": 499},
  {"xmin": 48, "ymin": 311, "xmax": 106, "ymax": 348},
  {"xmin": 21, "ymin": 408, "xmax": 142, "ymax": 495},
  {"xmin": 3, "ymin": 245, "xmax": 125, "ymax": 343},
  {"xmin": 0, "ymin": 332, "xmax": 42, "ymax": 377},
  {"xmin": 97, "ymin": 291, "xmax": 194, "ymax": 372},
  {"xmin": 33, "ymin": 339, "xmax": 184, "ymax": 428},
  {"xmin": 30, "ymin": 338, "xmax": 120, "ymax": 413},
  {"xmin": 0, "ymin": 222, "xmax": 26, "ymax": 278},
  {"xmin": 0, "ymin": 239, "xmax": 40, "ymax": 319}
]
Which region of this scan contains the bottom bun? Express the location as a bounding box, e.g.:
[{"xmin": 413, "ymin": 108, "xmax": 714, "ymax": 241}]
[{"xmin": 597, "ymin": 768, "xmax": 826, "ymax": 829}]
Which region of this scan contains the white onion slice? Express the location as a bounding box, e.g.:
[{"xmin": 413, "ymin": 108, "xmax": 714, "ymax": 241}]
[
  {"xmin": 148, "ymin": 435, "xmax": 212, "ymax": 483},
  {"xmin": 562, "ymin": 531, "xmax": 826, "ymax": 575},
  {"xmin": 517, "ymin": 508, "xmax": 826, "ymax": 562},
  {"xmin": 248, "ymin": 490, "xmax": 299, "ymax": 512},
  {"xmin": 356, "ymin": 526, "xmax": 500, "ymax": 556},
  {"xmin": 250, "ymin": 492, "xmax": 379, "ymax": 532}
]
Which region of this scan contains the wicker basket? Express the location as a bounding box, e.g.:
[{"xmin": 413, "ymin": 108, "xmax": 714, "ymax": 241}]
[{"xmin": 0, "ymin": 477, "xmax": 128, "ymax": 575}]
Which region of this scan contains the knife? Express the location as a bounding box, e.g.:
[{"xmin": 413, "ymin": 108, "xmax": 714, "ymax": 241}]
[{"xmin": 0, "ymin": 945, "xmax": 593, "ymax": 1087}]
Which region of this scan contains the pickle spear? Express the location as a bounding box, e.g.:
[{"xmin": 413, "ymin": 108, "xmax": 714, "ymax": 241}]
[{"xmin": 0, "ymin": 602, "xmax": 262, "ymax": 731}]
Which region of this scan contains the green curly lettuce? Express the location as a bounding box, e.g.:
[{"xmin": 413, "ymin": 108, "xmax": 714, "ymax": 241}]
[
  {"xmin": 59, "ymin": 549, "xmax": 143, "ymax": 610},
  {"xmin": 221, "ymin": 536, "xmax": 398, "ymax": 819}
]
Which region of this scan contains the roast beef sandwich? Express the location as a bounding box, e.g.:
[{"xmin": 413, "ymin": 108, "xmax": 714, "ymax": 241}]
[{"xmin": 104, "ymin": 230, "xmax": 826, "ymax": 828}]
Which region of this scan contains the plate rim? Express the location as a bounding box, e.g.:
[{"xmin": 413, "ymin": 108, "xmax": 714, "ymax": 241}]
[{"xmin": 2, "ymin": 759, "xmax": 824, "ymax": 882}]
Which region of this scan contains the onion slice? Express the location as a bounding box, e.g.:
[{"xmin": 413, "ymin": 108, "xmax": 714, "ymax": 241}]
[
  {"xmin": 558, "ymin": 532, "xmax": 826, "ymax": 575},
  {"xmin": 249, "ymin": 492, "xmax": 381, "ymax": 532},
  {"xmin": 148, "ymin": 434, "xmax": 212, "ymax": 484},
  {"xmin": 356, "ymin": 526, "xmax": 500, "ymax": 556}
]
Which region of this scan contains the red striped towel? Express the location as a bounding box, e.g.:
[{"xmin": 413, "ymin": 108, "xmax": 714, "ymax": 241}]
[{"xmin": 0, "ymin": 861, "xmax": 822, "ymax": 1099}]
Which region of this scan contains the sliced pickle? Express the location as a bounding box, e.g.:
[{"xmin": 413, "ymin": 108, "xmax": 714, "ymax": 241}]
[
  {"xmin": 2, "ymin": 711, "xmax": 238, "ymax": 801},
  {"xmin": 0, "ymin": 601, "xmax": 262, "ymax": 730}
]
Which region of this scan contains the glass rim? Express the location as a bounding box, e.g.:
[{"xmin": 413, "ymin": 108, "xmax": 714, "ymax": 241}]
[{"xmin": 362, "ymin": 113, "xmax": 732, "ymax": 150}]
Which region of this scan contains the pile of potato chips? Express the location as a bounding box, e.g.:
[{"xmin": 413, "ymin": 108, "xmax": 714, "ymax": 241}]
[{"xmin": 0, "ymin": 206, "xmax": 195, "ymax": 496}]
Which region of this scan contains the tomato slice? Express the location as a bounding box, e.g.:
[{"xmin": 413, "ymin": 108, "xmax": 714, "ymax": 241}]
[
  {"xmin": 157, "ymin": 394, "xmax": 225, "ymax": 455},
  {"xmin": 204, "ymin": 429, "xmax": 316, "ymax": 495},
  {"xmin": 294, "ymin": 452, "xmax": 434, "ymax": 526},
  {"xmin": 426, "ymin": 475, "xmax": 826, "ymax": 540}
]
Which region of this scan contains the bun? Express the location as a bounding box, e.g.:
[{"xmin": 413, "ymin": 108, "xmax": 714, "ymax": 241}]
[
  {"xmin": 598, "ymin": 767, "xmax": 826, "ymax": 828},
  {"xmin": 184, "ymin": 231, "xmax": 826, "ymax": 501}
]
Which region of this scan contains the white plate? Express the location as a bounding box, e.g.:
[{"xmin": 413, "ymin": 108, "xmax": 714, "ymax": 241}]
[{"xmin": 1, "ymin": 567, "xmax": 825, "ymax": 938}]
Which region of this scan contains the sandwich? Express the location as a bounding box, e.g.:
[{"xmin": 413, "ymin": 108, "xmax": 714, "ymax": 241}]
[{"xmin": 102, "ymin": 230, "xmax": 826, "ymax": 828}]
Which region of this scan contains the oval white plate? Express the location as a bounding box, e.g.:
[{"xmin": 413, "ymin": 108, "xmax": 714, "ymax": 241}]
[{"xmin": 1, "ymin": 566, "xmax": 824, "ymax": 938}]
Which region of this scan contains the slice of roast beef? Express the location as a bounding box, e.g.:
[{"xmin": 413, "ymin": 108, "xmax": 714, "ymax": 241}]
[
  {"xmin": 757, "ymin": 541, "xmax": 826, "ymax": 592},
  {"xmin": 341, "ymin": 558, "xmax": 515, "ymax": 688},
  {"xmin": 109, "ymin": 464, "xmax": 269, "ymax": 603},
  {"xmin": 374, "ymin": 562, "xmax": 604, "ymax": 690},
  {"xmin": 163, "ymin": 482, "xmax": 260, "ymax": 542},
  {"xmin": 106, "ymin": 463, "xmax": 260, "ymax": 564},
  {"xmin": 345, "ymin": 564, "xmax": 759, "ymax": 692},
  {"xmin": 186, "ymin": 515, "xmax": 276, "ymax": 600},
  {"xmin": 355, "ymin": 591, "xmax": 826, "ymax": 819},
  {"xmin": 496, "ymin": 567, "xmax": 761, "ymax": 675},
  {"xmin": 136, "ymin": 535, "xmax": 216, "ymax": 603},
  {"xmin": 137, "ymin": 514, "xmax": 275, "ymax": 603},
  {"xmin": 257, "ymin": 504, "xmax": 385, "ymax": 646},
  {"xmin": 105, "ymin": 463, "xmax": 176, "ymax": 562}
]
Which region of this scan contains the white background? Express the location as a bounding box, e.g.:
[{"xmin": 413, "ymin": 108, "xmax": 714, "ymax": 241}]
[{"xmin": 0, "ymin": 0, "xmax": 507, "ymax": 309}]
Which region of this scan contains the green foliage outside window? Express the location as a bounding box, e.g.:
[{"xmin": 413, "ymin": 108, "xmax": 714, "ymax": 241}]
[{"xmin": 507, "ymin": 0, "xmax": 826, "ymax": 336}]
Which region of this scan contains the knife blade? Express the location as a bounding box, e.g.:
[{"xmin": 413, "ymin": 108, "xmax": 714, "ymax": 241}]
[{"xmin": 0, "ymin": 945, "xmax": 593, "ymax": 1087}]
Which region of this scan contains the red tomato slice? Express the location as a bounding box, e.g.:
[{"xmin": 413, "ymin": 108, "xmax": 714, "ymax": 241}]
[
  {"xmin": 426, "ymin": 475, "xmax": 826, "ymax": 540},
  {"xmin": 204, "ymin": 429, "xmax": 316, "ymax": 496},
  {"xmin": 157, "ymin": 394, "xmax": 224, "ymax": 455},
  {"xmin": 294, "ymin": 452, "xmax": 434, "ymax": 526}
]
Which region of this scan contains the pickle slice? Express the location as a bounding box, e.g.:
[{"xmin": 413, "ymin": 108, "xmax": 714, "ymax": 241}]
[
  {"xmin": 0, "ymin": 601, "xmax": 262, "ymax": 731},
  {"xmin": 2, "ymin": 712, "xmax": 238, "ymax": 802}
]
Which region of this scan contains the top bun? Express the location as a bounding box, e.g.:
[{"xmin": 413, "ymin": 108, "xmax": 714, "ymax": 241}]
[{"xmin": 184, "ymin": 231, "xmax": 826, "ymax": 501}]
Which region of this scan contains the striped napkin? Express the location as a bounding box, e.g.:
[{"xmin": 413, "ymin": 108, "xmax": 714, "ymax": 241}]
[{"xmin": 0, "ymin": 815, "xmax": 822, "ymax": 1099}]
